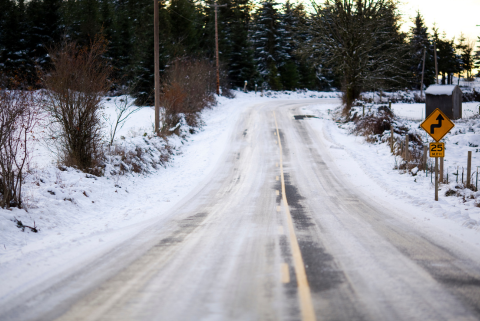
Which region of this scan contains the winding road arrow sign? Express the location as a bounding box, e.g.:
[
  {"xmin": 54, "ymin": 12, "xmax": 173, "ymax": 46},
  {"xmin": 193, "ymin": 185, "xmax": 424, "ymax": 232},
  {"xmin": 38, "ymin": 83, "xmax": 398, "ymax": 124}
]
[{"xmin": 421, "ymin": 108, "xmax": 454, "ymax": 142}]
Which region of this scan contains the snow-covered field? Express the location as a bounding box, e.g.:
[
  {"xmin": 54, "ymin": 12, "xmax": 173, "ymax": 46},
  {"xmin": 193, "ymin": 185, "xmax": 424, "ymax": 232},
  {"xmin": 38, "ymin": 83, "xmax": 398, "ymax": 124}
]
[{"xmin": 1, "ymin": 88, "xmax": 480, "ymax": 304}]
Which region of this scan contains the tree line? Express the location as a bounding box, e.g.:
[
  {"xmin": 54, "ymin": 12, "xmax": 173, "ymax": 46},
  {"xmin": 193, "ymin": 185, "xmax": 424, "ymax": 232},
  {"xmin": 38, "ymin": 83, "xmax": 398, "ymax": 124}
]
[{"xmin": 0, "ymin": 0, "xmax": 478, "ymax": 105}]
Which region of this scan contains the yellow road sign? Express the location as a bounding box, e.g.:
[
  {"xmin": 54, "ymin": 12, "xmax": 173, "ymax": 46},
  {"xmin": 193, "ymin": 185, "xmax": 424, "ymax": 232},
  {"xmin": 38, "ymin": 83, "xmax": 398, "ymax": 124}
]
[
  {"xmin": 429, "ymin": 142, "xmax": 445, "ymax": 157},
  {"xmin": 420, "ymin": 108, "xmax": 454, "ymax": 142}
]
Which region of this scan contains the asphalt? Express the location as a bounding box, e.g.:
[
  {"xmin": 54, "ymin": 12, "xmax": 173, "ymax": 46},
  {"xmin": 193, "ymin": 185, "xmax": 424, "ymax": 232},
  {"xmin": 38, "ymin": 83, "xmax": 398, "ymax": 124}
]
[{"xmin": 3, "ymin": 100, "xmax": 480, "ymax": 321}]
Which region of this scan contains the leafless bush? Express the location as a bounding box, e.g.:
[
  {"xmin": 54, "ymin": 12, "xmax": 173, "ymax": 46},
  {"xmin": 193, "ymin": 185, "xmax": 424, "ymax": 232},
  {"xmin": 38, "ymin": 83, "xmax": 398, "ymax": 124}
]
[
  {"xmin": 0, "ymin": 87, "xmax": 39, "ymax": 208},
  {"xmin": 160, "ymin": 59, "xmax": 216, "ymax": 133},
  {"xmin": 104, "ymin": 94, "xmax": 140, "ymax": 146},
  {"xmin": 352, "ymin": 105, "xmax": 425, "ymax": 172},
  {"xmin": 40, "ymin": 36, "xmax": 112, "ymax": 172},
  {"xmin": 352, "ymin": 106, "xmax": 394, "ymax": 143}
]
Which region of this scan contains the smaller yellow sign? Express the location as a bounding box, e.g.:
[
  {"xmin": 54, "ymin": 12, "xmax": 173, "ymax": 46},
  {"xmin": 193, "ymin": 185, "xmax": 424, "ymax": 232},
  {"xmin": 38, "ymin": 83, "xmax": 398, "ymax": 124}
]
[
  {"xmin": 420, "ymin": 109, "xmax": 455, "ymax": 142},
  {"xmin": 429, "ymin": 142, "xmax": 445, "ymax": 158}
]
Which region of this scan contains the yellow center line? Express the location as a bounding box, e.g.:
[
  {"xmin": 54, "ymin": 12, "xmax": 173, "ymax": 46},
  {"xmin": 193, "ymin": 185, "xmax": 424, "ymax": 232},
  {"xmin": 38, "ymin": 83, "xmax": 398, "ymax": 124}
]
[
  {"xmin": 273, "ymin": 111, "xmax": 316, "ymax": 321},
  {"xmin": 281, "ymin": 263, "xmax": 291, "ymax": 283}
]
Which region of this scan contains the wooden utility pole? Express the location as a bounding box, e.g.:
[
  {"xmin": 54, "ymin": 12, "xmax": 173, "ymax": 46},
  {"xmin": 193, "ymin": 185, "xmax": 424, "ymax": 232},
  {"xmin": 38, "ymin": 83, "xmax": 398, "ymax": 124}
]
[
  {"xmin": 209, "ymin": 2, "xmax": 227, "ymax": 96},
  {"xmin": 154, "ymin": 0, "xmax": 160, "ymax": 134},
  {"xmin": 434, "ymin": 41, "xmax": 438, "ymax": 84},
  {"xmin": 420, "ymin": 47, "xmax": 426, "ymax": 97}
]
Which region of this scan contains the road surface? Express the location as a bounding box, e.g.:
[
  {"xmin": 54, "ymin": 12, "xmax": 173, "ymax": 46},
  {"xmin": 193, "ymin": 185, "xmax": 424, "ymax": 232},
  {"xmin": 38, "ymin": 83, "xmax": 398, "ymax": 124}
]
[{"xmin": 3, "ymin": 100, "xmax": 480, "ymax": 321}]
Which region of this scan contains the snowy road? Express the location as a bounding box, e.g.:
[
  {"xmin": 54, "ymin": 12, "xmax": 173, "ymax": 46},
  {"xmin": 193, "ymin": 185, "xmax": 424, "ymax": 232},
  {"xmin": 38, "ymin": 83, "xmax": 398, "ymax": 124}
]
[{"xmin": 3, "ymin": 100, "xmax": 480, "ymax": 321}]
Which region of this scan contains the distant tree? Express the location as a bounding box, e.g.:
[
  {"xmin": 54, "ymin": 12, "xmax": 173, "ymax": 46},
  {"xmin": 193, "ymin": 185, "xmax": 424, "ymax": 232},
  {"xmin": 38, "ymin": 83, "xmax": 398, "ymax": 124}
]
[
  {"xmin": 408, "ymin": 11, "xmax": 435, "ymax": 90},
  {"xmin": 168, "ymin": 0, "xmax": 203, "ymax": 56},
  {"xmin": 433, "ymin": 29, "xmax": 459, "ymax": 85},
  {"xmin": 456, "ymin": 33, "xmax": 475, "ymax": 81},
  {"xmin": 475, "ymin": 35, "xmax": 480, "ymax": 75},
  {"xmin": 251, "ymin": 0, "xmax": 287, "ymax": 90},
  {"xmin": 130, "ymin": 0, "xmax": 171, "ymax": 104},
  {"xmin": 278, "ymin": 1, "xmax": 299, "ymax": 90},
  {"xmin": 292, "ymin": 4, "xmax": 323, "ymax": 90},
  {"xmin": 0, "ymin": 0, "xmax": 35, "ymax": 85},
  {"xmin": 305, "ymin": 0, "xmax": 408, "ymax": 109},
  {"xmin": 26, "ymin": 0, "xmax": 62, "ymax": 78},
  {"xmin": 216, "ymin": 0, "xmax": 257, "ymax": 89}
]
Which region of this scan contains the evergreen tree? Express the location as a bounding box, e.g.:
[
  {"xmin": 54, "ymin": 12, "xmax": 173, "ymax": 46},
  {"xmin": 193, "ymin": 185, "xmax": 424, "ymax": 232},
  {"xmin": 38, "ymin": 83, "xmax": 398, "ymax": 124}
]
[
  {"xmin": 433, "ymin": 29, "xmax": 459, "ymax": 84},
  {"xmin": 251, "ymin": 0, "xmax": 287, "ymax": 90},
  {"xmin": 0, "ymin": 0, "xmax": 34, "ymax": 84},
  {"xmin": 292, "ymin": 3, "xmax": 322, "ymax": 90},
  {"xmin": 456, "ymin": 34, "xmax": 475, "ymax": 80},
  {"xmin": 168, "ymin": 0, "xmax": 202, "ymax": 56},
  {"xmin": 408, "ymin": 12, "xmax": 435, "ymax": 90},
  {"xmin": 278, "ymin": 1, "xmax": 298, "ymax": 90},
  {"xmin": 25, "ymin": 0, "xmax": 62, "ymax": 77},
  {"xmin": 216, "ymin": 0, "xmax": 257, "ymax": 89},
  {"xmin": 131, "ymin": 0, "xmax": 171, "ymax": 104}
]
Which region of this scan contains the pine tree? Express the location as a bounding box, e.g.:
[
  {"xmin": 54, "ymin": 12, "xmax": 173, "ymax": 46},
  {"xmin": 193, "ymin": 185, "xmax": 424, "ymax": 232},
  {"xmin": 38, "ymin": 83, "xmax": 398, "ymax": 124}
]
[
  {"xmin": 215, "ymin": 0, "xmax": 257, "ymax": 89},
  {"xmin": 433, "ymin": 29, "xmax": 459, "ymax": 85},
  {"xmin": 168, "ymin": 0, "xmax": 202, "ymax": 56},
  {"xmin": 278, "ymin": 1, "xmax": 298, "ymax": 90},
  {"xmin": 292, "ymin": 3, "xmax": 321, "ymax": 90},
  {"xmin": 25, "ymin": 0, "xmax": 62, "ymax": 79},
  {"xmin": 251, "ymin": 0, "xmax": 286, "ymax": 90},
  {"xmin": 456, "ymin": 34, "xmax": 475, "ymax": 80},
  {"xmin": 0, "ymin": 0, "xmax": 34, "ymax": 84},
  {"xmin": 408, "ymin": 12, "xmax": 435, "ymax": 90},
  {"xmin": 131, "ymin": 0, "xmax": 171, "ymax": 104}
]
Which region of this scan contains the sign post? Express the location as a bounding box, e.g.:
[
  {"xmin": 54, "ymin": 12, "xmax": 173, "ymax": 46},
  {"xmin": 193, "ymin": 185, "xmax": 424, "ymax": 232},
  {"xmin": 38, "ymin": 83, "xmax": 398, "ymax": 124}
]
[{"xmin": 421, "ymin": 109, "xmax": 455, "ymax": 201}]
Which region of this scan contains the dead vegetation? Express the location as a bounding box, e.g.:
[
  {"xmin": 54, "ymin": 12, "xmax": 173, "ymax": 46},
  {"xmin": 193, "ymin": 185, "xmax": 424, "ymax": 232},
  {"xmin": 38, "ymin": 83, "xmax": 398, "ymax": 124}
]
[
  {"xmin": 40, "ymin": 36, "xmax": 112, "ymax": 173},
  {"xmin": 160, "ymin": 59, "xmax": 216, "ymax": 134},
  {"xmin": 0, "ymin": 81, "xmax": 40, "ymax": 208},
  {"xmin": 349, "ymin": 104, "xmax": 426, "ymax": 172}
]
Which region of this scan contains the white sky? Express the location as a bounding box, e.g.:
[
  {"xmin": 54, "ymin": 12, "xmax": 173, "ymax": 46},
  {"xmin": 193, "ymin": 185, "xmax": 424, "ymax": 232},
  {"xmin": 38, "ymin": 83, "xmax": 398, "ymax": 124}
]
[
  {"xmin": 300, "ymin": 0, "xmax": 480, "ymax": 44},
  {"xmin": 398, "ymin": 0, "xmax": 480, "ymax": 43}
]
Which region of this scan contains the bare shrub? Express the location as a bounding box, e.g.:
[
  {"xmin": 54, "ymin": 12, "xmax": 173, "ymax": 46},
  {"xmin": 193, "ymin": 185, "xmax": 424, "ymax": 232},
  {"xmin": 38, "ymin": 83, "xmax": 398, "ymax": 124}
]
[
  {"xmin": 0, "ymin": 87, "xmax": 39, "ymax": 208},
  {"xmin": 40, "ymin": 36, "xmax": 112, "ymax": 172},
  {"xmin": 352, "ymin": 106, "xmax": 394, "ymax": 142},
  {"xmin": 161, "ymin": 59, "xmax": 216, "ymax": 133},
  {"xmin": 352, "ymin": 105, "xmax": 426, "ymax": 172},
  {"xmin": 104, "ymin": 94, "xmax": 140, "ymax": 146}
]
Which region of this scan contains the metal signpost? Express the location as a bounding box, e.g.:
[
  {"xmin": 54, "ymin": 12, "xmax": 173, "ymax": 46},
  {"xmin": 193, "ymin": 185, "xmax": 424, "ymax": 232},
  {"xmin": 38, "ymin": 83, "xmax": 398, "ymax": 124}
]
[{"xmin": 420, "ymin": 108, "xmax": 455, "ymax": 201}]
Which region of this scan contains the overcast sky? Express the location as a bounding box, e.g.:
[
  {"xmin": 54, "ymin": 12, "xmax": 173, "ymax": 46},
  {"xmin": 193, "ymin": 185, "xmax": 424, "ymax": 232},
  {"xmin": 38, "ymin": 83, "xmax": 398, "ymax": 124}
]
[
  {"xmin": 303, "ymin": 0, "xmax": 480, "ymax": 44},
  {"xmin": 399, "ymin": 0, "xmax": 480, "ymax": 43}
]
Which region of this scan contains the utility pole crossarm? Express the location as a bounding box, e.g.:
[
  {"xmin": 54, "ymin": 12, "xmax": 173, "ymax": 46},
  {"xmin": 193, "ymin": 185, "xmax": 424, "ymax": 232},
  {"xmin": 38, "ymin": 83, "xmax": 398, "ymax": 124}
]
[{"xmin": 209, "ymin": 2, "xmax": 227, "ymax": 96}]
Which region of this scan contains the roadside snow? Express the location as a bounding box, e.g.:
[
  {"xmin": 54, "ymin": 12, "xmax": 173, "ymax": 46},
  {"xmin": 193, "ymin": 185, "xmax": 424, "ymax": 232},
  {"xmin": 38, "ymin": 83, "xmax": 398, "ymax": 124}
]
[
  {"xmin": 303, "ymin": 100, "xmax": 480, "ymax": 247},
  {"xmin": 0, "ymin": 89, "xmax": 340, "ymax": 302}
]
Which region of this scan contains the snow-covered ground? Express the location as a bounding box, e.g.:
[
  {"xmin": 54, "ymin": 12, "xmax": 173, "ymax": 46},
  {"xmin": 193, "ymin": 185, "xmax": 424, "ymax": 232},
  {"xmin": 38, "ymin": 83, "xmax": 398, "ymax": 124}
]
[
  {"xmin": 1, "ymin": 88, "xmax": 480, "ymax": 305},
  {"xmin": 0, "ymin": 90, "xmax": 340, "ymax": 301},
  {"xmin": 303, "ymin": 99, "xmax": 480, "ymax": 243}
]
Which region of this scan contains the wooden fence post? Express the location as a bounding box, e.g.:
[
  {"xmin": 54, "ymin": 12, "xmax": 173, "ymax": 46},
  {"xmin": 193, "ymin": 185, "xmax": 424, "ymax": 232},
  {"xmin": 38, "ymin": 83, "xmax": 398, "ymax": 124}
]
[{"xmin": 467, "ymin": 151, "xmax": 472, "ymax": 188}]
